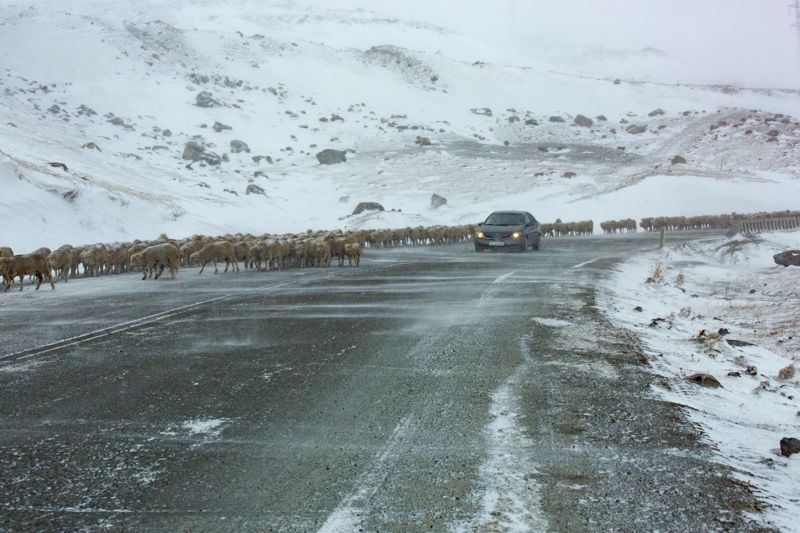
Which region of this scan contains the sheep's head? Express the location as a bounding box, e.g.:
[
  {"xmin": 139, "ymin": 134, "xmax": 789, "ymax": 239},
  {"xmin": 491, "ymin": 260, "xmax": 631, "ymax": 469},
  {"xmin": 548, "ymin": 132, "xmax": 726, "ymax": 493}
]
[{"xmin": 130, "ymin": 252, "xmax": 144, "ymax": 268}]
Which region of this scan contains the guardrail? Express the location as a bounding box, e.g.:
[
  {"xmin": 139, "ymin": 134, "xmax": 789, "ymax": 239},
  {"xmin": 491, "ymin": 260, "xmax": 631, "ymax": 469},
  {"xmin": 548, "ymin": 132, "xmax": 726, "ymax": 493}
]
[{"xmin": 734, "ymin": 216, "xmax": 800, "ymax": 234}]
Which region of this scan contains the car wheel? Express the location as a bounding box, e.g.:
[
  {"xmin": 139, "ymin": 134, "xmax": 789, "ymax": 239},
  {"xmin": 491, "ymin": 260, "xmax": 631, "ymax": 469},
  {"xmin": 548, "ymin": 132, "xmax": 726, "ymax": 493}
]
[
  {"xmin": 533, "ymin": 234, "xmax": 540, "ymax": 250},
  {"xmin": 521, "ymin": 236, "xmax": 528, "ymax": 253}
]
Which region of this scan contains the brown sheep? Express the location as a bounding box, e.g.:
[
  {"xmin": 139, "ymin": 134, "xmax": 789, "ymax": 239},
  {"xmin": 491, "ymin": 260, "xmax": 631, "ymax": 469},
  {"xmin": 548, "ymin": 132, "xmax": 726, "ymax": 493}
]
[
  {"xmin": 344, "ymin": 242, "xmax": 362, "ymax": 266},
  {"xmin": 48, "ymin": 245, "xmax": 75, "ymax": 282},
  {"xmin": 189, "ymin": 241, "xmax": 239, "ymax": 274},
  {"xmin": 0, "ymin": 247, "xmax": 12, "ymax": 259},
  {"xmin": 130, "ymin": 243, "xmax": 179, "ymax": 280},
  {"xmin": 0, "ymin": 253, "xmax": 55, "ymax": 292}
]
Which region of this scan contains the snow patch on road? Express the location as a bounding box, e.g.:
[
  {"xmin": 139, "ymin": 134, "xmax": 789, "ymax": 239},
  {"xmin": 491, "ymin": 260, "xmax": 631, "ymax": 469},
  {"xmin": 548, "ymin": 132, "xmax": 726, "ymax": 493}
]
[
  {"xmin": 180, "ymin": 418, "xmax": 229, "ymax": 439},
  {"xmin": 493, "ymin": 271, "xmax": 516, "ymax": 284},
  {"xmin": 530, "ymin": 317, "xmax": 572, "ymax": 327},
  {"xmin": 599, "ymin": 231, "xmax": 800, "ymax": 531},
  {"xmin": 454, "ymin": 337, "xmax": 548, "ymax": 532}
]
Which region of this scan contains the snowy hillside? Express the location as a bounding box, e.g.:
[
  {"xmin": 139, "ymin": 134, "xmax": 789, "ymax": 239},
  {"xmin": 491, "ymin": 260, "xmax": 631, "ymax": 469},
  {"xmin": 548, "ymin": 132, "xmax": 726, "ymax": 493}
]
[{"xmin": 1, "ymin": 0, "xmax": 799, "ymax": 250}]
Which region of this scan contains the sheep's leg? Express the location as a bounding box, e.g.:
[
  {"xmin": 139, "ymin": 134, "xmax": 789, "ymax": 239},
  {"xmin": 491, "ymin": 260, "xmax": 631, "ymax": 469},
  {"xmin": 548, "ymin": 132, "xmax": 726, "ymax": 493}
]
[
  {"xmin": 224, "ymin": 259, "xmax": 230, "ymax": 273},
  {"xmin": 213, "ymin": 260, "xmax": 218, "ymax": 274},
  {"xmin": 46, "ymin": 271, "xmax": 55, "ymax": 290},
  {"xmin": 199, "ymin": 261, "xmax": 206, "ymax": 274},
  {"xmin": 155, "ymin": 264, "xmax": 165, "ymax": 279},
  {"xmin": 18, "ymin": 274, "xmax": 25, "ymax": 291},
  {"xmin": 34, "ymin": 272, "xmax": 43, "ymax": 290}
]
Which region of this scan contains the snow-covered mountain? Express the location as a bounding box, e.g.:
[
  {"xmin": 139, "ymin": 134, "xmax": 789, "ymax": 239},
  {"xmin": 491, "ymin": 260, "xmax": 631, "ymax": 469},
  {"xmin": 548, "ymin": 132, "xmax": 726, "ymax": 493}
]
[{"xmin": 1, "ymin": 0, "xmax": 799, "ymax": 250}]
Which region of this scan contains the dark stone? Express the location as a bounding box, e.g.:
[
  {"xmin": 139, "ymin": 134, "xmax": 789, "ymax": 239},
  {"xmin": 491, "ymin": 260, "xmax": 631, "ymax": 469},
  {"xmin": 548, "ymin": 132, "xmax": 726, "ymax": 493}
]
[
  {"xmin": 671, "ymin": 155, "xmax": 687, "ymax": 165},
  {"xmin": 596, "ymin": 115, "xmax": 608, "ymax": 121},
  {"xmin": 685, "ymin": 373, "xmax": 722, "ymax": 387},
  {"xmin": 727, "ymin": 339, "xmax": 755, "ymax": 347},
  {"xmin": 525, "ymin": 118, "xmax": 538, "ymax": 126},
  {"xmin": 633, "ymin": 306, "xmax": 643, "ymax": 312},
  {"xmin": 182, "ymin": 142, "xmax": 205, "ymax": 161},
  {"xmin": 727, "ymin": 371, "xmax": 741, "ymax": 377},
  {"xmin": 470, "ymin": 107, "xmax": 492, "ymax": 116},
  {"xmin": 254, "ymin": 170, "xmax": 268, "ymax": 178},
  {"xmin": 574, "ymin": 114, "xmax": 593, "ymax": 128},
  {"xmin": 562, "ymin": 171, "xmax": 576, "ymax": 178},
  {"xmin": 508, "ymin": 116, "xmax": 520, "ymax": 123},
  {"xmin": 431, "ymin": 194, "xmax": 447, "ymax": 209},
  {"xmin": 415, "ymin": 136, "xmax": 432, "ymax": 146},
  {"xmin": 196, "ymin": 91, "xmax": 220, "ymax": 107},
  {"xmin": 108, "ymin": 116, "xmax": 125, "ymax": 126},
  {"xmin": 230, "ymin": 139, "xmax": 250, "ymax": 153},
  {"xmin": 718, "ymin": 328, "xmax": 730, "ymax": 336},
  {"xmin": 613, "ymin": 78, "xmax": 621, "ymax": 85},
  {"xmin": 48, "ymin": 104, "xmax": 61, "ymax": 114},
  {"xmin": 213, "ymin": 121, "xmax": 232, "ymax": 132},
  {"xmin": 648, "ymin": 108, "xmax": 665, "ymax": 117},
  {"xmin": 245, "ymin": 183, "xmax": 267, "ymax": 196},
  {"xmin": 316, "ymin": 149, "xmax": 347, "ymax": 164},
  {"xmin": 774, "ymin": 250, "xmax": 800, "ymax": 267},
  {"xmin": 162, "ymin": 129, "xmax": 172, "ymax": 137},
  {"xmin": 352, "ymin": 202, "xmax": 384, "ymax": 215},
  {"xmin": 548, "ymin": 116, "xmax": 565, "ymax": 123},
  {"xmin": 745, "ymin": 366, "xmax": 758, "ymax": 376},
  {"xmin": 780, "ymin": 437, "xmax": 800, "ymax": 457},
  {"xmin": 767, "ymin": 129, "xmax": 780, "ymax": 137},
  {"xmin": 626, "ymin": 124, "xmax": 647, "ymax": 134},
  {"xmin": 76, "ymin": 104, "xmax": 96, "ymax": 116}
]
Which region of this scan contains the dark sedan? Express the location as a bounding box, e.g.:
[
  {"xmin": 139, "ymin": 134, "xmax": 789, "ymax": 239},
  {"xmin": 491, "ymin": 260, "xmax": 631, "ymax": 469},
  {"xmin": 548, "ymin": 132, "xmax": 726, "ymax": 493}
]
[{"xmin": 474, "ymin": 211, "xmax": 541, "ymax": 252}]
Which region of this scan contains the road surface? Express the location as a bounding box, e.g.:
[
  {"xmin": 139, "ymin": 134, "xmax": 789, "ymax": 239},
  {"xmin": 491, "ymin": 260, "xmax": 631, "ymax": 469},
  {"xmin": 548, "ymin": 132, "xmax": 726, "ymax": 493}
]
[{"xmin": 0, "ymin": 234, "xmax": 768, "ymax": 531}]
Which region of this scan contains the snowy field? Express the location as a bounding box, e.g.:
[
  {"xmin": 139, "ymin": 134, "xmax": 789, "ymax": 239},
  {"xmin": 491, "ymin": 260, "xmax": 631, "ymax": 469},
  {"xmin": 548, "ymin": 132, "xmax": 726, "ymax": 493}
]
[
  {"xmin": 1, "ymin": 1, "xmax": 799, "ymax": 252},
  {"xmin": 600, "ymin": 230, "xmax": 800, "ymax": 531}
]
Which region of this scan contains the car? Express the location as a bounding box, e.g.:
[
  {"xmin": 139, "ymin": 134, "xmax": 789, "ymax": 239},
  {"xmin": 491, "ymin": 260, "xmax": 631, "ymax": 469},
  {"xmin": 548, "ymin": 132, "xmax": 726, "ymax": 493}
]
[{"xmin": 474, "ymin": 210, "xmax": 541, "ymax": 252}]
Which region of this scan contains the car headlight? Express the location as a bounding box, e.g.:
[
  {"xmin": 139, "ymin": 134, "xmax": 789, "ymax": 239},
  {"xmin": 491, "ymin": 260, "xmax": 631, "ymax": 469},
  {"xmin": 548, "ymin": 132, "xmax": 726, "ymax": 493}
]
[
  {"xmin": 511, "ymin": 232, "xmax": 521, "ymax": 239},
  {"xmin": 476, "ymin": 231, "xmax": 485, "ymax": 239}
]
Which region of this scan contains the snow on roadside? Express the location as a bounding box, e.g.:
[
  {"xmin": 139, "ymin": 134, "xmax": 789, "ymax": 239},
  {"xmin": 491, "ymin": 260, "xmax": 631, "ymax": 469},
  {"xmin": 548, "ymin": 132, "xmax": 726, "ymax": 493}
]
[{"xmin": 599, "ymin": 231, "xmax": 800, "ymax": 531}]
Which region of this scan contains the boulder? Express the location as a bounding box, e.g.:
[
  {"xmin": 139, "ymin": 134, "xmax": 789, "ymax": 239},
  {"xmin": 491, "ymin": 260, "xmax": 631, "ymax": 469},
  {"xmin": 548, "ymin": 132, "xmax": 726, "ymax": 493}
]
[
  {"xmin": 196, "ymin": 91, "xmax": 220, "ymax": 108},
  {"xmin": 182, "ymin": 141, "xmax": 206, "ymax": 161},
  {"xmin": 548, "ymin": 115, "xmax": 565, "ymax": 123},
  {"xmin": 245, "ymin": 183, "xmax": 267, "ymax": 196},
  {"xmin": 626, "ymin": 124, "xmax": 647, "ymax": 134},
  {"xmin": 352, "ymin": 202, "xmax": 384, "ymax": 215},
  {"xmin": 230, "ymin": 139, "xmax": 250, "ymax": 153},
  {"xmin": 767, "ymin": 129, "xmax": 780, "ymax": 137},
  {"xmin": 48, "ymin": 104, "xmax": 61, "ymax": 114},
  {"xmin": 574, "ymin": 114, "xmax": 593, "ymax": 128},
  {"xmin": 613, "ymin": 78, "xmax": 621, "ymax": 85},
  {"xmin": 524, "ymin": 118, "xmax": 538, "ymax": 126},
  {"xmin": 508, "ymin": 116, "xmax": 520, "ymax": 123},
  {"xmin": 671, "ymin": 155, "xmax": 687, "ymax": 165},
  {"xmin": 774, "ymin": 250, "xmax": 800, "ymax": 267},
  {"xmin": 562, "ymin": 171, "xmax": 576, "ymax": 178},
  {"xmin": 470, "ymin": 107, "xmax": 492, "ymax": 117},
  {"xmin": 685, "ymin": 373, "xmax": 722, "ymax": 388},
  {"xmin": 781, "ymin": 437, "xmax": 800, "ymax": 457},
  {"xmin": 316, "ymin": 149, "xmax": 347, "ymax": 164},
  {"xmin": 431, "ymin": 194, "xmax": 447, "ymax": 209},
  {"xmin": 213, "ymin": 121, "xmax": 232, "ymax": 133},
  {"xmin": 648, "ymin": 108, "xmax": 665, "ymax": 117},
  {"xmin": 596, "ymin": 114, "xmax": 608, "ymax": 121},
  {"xmin": 415, "ymin": 136, "xmax": 432, "ymax": 146}
]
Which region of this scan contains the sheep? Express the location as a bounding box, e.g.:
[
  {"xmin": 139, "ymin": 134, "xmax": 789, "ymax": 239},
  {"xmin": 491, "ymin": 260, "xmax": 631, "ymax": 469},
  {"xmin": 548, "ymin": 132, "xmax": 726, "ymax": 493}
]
[
  {"xmin": 189, "ymin": 240, "xmax": 239, "ymax": 274},
  {"xmin": 0, "ymin": 253, "xmax": 55, "ymax": 292},
  {"xmin": 48, "ymin": 245, "xmax": 75, "ymax": 282},
  {"xmin": 79, "ymin": 245, "xmax": 109, "ymax": 277},
  {"xmin": 0, "ymin": 247, "xmax": 12, "ymax": 259},
  {"xmin": 109, "ymin": 244, "xmax": 131, "ymax": 274},
  {"xmin": 130, "ymin": 243, "xmax": 179, "ymax": 280},
  {"xmin": 345, "ymin": 242, "xmax": 362, "ymax": 266},
  {"xmin": 179, "ymin": 242, "xmax": 196, "ymax": 267}
]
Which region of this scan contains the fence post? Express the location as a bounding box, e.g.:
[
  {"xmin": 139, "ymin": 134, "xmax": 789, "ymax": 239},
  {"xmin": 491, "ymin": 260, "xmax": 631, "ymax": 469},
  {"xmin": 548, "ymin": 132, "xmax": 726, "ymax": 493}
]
[{"xmin": 659, "ymin": 227, "xmax": 666, "ymax": 249}]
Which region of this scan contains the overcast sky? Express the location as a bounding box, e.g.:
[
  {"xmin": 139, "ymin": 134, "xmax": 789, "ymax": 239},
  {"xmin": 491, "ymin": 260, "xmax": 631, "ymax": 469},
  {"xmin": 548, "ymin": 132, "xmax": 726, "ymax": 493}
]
[{"xmin": 296, "ymin": 0, "xmax": 800, "ymax": 87}]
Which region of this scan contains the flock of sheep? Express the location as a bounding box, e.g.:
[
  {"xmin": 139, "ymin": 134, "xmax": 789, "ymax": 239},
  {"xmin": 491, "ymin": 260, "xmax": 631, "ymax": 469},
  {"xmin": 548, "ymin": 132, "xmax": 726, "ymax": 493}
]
[
  {"xmin": 0, "ymin": 224, "xmax": 476, "ymax": 292},
  {"xmin": 639, "ymin": 210, "xmax": 800, "ymax": 232},
  {"xmin": 1, "ymin": 210, "xmax": 793, "ymax": 292}
]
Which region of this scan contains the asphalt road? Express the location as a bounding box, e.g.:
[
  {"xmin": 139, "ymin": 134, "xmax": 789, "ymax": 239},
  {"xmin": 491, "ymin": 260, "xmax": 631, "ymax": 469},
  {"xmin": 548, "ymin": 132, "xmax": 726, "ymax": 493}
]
[{"xmin": 0, "ymin": 234, "xmax": 768, "ymax": 532}]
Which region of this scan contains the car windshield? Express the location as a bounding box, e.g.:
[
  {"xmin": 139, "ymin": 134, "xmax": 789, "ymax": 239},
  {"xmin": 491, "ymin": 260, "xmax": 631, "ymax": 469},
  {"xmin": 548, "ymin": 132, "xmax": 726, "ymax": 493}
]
[{"xmin": 484, "ymin": 213, "xmax": 524, "ymax": 226}]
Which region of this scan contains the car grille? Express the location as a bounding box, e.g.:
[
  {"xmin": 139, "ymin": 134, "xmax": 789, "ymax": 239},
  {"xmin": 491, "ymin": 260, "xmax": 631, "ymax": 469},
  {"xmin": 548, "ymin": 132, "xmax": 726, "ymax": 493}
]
[{"xmin": 486, "ymin": 232, "xmax": 512, "ymax": 240}]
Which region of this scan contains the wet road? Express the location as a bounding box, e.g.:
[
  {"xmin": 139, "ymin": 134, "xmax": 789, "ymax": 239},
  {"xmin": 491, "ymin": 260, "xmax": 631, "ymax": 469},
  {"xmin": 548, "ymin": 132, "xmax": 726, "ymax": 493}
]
[{"xmin": 0, "ymin": 234, "xmax": 767, "ymax": 531}]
